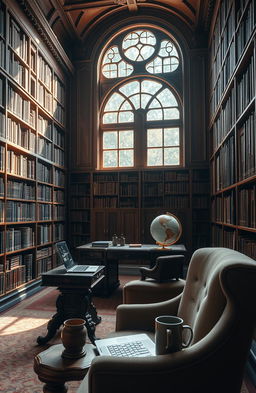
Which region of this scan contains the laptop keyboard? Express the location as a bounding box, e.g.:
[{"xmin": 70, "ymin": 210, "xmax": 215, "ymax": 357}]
[
  {"xmin": 73, "ymin": 265, "xmax": 90, "ymax": 272},
  {"xmin": 107, "ymin": 341, "xmax": 151, "ymax": 357}
]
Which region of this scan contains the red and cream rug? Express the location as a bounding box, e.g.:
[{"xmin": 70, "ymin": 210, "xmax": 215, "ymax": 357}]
[{"xmin": 0, "ymin": 276, "xmax": 254, "ymax": 393}]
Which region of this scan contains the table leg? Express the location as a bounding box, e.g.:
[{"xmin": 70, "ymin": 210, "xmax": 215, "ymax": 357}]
[
  {"xmin": 37, "ymin": 288, "xmax": 101, "ymax": 345},
  {"xmin": 43, "ymin": 382, "xmax": 68, "ymax": 393}
]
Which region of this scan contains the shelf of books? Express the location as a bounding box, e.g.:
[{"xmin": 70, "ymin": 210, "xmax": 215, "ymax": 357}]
[
  {"xmin": 69, "ymin": 168, "xmax": 210, "ymax": 257},
  {"xmin": 0, "ymin": 1, "xmax": 67, "ymax": 302},
  {"xmin": 209, "ymin": 0, "xmax": 256, "ymax": 259},
  {"xmin": 69, "ymin": 172, "xmax": 91, "ymax": 248}
]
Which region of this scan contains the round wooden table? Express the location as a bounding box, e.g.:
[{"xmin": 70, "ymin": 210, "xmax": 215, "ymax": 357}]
[{"xmin": 34, "ymin": 343, "xmax": 96, "ymax": 393}]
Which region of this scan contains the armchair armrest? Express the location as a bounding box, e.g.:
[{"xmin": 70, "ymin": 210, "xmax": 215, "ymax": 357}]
[{"xmin": 116, "ymin": 294, "xmax": 182, "ymax": 331}]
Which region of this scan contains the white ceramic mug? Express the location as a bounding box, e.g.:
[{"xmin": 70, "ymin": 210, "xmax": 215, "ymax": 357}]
[{"xmin": 155, "ymin": 315, "xmax": 193, "ymax": 355}]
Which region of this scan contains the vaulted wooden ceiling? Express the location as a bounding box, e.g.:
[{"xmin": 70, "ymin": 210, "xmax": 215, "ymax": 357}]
[{"xmin": 18, "ymin": 0, "xmax": 215, "ymax": 62}]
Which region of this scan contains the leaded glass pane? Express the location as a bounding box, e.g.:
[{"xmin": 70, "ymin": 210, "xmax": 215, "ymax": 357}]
[
  {"xmin": 164, "ymin": 108, "xmax": 180, "ymax": 119},
  {"xmin": 102, "ymin": 63, "xmax": 118, "ymax": 78},
  {"xmin": 149, "ymin": 98, "xmax": 161, "ymax": 108},
  {"xmin": 141, "ymin": 93, "xmax": 151, "ymax": 108},
  {"xmin": 146, "ymin": 39, "xmax": 179, "ymax": 74},
  {"xmin": 103, "ymin": 131, "xmax": 117, "ymax": 149},
  {"xmin": 118, "ymin": 61, "xmax": 133, "ymax": 77},
  {"xmin": 119, "ymin": 149, "xmax": 133, "ymax": 167},
  {"xmin": 103, "ymin": 150, "xmax": 118, "ymax": 167},
  {"xmin": 164, "ymin": 147, "xmax": 179, "ymax": 165},
  {"xmin": 119, "ymin": 81, "xmax": 140, "ymax": 97},
  {"xmin": 129, "ymin": 94, "xmax": 140, "ymax": 109},
  {"xmin": 118, "ymin": 111, "xmax": 134, "ymax": 123},
  {"xmin": 103, "ymin": 112, "xmax": 118, "ymax": 124},
  {"xmin": 147, "ymin": 109, "xmax": 163, "ymax": 121},
  {"xmin": 147, "ymin": 148, "xmax": 163, "ymax": 166},
  {"xmin": 156, "ymin": 88, "xmax": 177, "ymax": 107},
  {"xmin": 164, "ymin": 128, "xmax": 179, "ymax": 146},
  {"xmin": 105, "ymin": 92, "xmax": 125, "ymax": 111},
  {"xmin": 142, "ymin": 80, "xmax": 161, "ymax": 94},
  {"xmin": 147, "ymin": 129, "xmax": 162, "ymax": 147},
  {"xmin": 119, "ymin": 130, "xmax": 134, "ymax": 148},
  {"xmin": 120, "ymin": 101, "xmax": 132, "ymax": 110},
  {"xmin": 122, "ymin": 30, "xmax": 156, "ymax": 62}
]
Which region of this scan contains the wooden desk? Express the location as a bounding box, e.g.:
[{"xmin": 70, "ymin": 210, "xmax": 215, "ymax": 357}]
[
  {"xmin": 37, "ymin": 265, "xmax": 105, "ymax": 346},
  {"xmin": 34, "ymin": 343, "xmax": 96, "ymax": 393},
  {"xmin": 77, "ymin": 243, "xmax": 187, "ymax": 296}
]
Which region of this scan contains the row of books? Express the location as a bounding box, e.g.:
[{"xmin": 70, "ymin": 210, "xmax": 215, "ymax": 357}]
[
  {"xmin": 215, "ymin": 135, "xmax": 235, "ymax": 191},
  {"xmin": 53, "ymin": 100, "xmax": 65, "ymax": 125},
  {"xmin": 53, "ymin": 125, "xmax": 65, "ymax": 148},
  {"xmin": 164, "ymin": 181, "xmax": 189, "ymax": 194},
  {"xmin": 7, "ymin": 179, "xmax": 35, "ymax": 200},
  {"xmin": 6, "ymin": 201, "xmax": 36, "ymax": 222},
  {"xmin": 0, "ymin": 112, "xmax": 4, "ymax": 136},
  {"xmin": 0, "ymin": 145, "xmax": 5, "ymax": 170},
  {"xmin": 210, "ymin": 42, "xmax": 236, "ymax": 116},
  {"xmin": 37, "ymin": 246, "xmax": 52, "ymax": 259},
  {"xmin": 7, "ymin": 150, "xmax": 35, "ymax": 179},
  {"xmin": 238, "ymin": 186, "xmax": 256, "ymax": 228},
  {"xmin": 54, "ymin": 168, "xmax": 65, "ymax": 187},
  {"xmin": 70, "ymin": 210, "xmax": 90, "ymax": 222},
  {"xmin": 237, "ymin": 234, "xmax": 256, "ymax": 259},
  {"xmin": 37, "ymin": 184, "xmax": 51, "ymax": 201},
  {"xmin": 36, "ymin": 256, "xmax": 52, "ymax": 276},
  {"xmin": 70, "ymin": 196, "xmax": 90, "ymax": 209},
  {"xmin": 0, "ymin": 39, "xmax": 4, "ymax": 69},
  {"xmin": 237, "ymin": 55, "xmax": 255, "ymax": 116},
  {"xmin": 6, "ymin": 117, "xmax": 36, "ymax": 152},
  {"xmin": 238, "ymin": 111, "xmax": 255, "ymax": 180},
  {"xmin": 54, "ymin": 146, "xmax": 65, "ymax": 166},
  {"xmin": 143, "ymin": 183, "xmax": 163, "ymax": 196},
  {"xmin": 38, "ymin": 204, "xmax": 52, "ymax": 221},
  {"xmin": 54, "ymin": 75, "xmax": 65, "ymax": 105},
  {"xmin": 93, "ymin": 196, "xmax": 118, "ymax": 208},
  {"xmin": 38, "ymin": 82, "xmax": 53, "ymax": 113},
  {"xmin": 38, "ymin": 54, "xmax": 52, "ymax": 91},
  {"xmin": 37, "ymin": 224, "xmax": 52, "ymax": 244},
  {"xmin": 0, "ymin": 77, "xmax": 3, "ymax": 106},
  {"xmin": 211, "ymin": 87, "xmax": 235, "ymax": 152},
  {"xmin": 9, "ymin": 17, "xmax": 28, "ymax": 63},
  {"xmin": 8, "ymin": 48, "xmax": 28, "ymax": 90},
  {"xmin": 0, "ymin": 3, "xmax": 4, "ymax": 37},
  {"xmin": 53, "ymin": 205, "xmax": 65, "ymax": 220},
  {"xmin": 38, "ymin": 136, "xmax": 53, "ymax": 160},
  {"xmin": 120, "ymin": 184, "xmax": 138, "ymax": 196},
  {"xmin": 192, "ymin": 196, "xmax": 209, "ymax": 209},
  {"xmin": 7, "ymin": 84, "xmax": 35, "ymax": 126},
  {"xmin": 53, "ymin": 189, "xmax": 65, "ymax": 203},
  {"xmin": 37, "ymin": 161, "xmax": 52, "ymax": 183},
  {"xmin": 38, "ymin": 115, "xmax": 52, "ymax": 139},
  {"xmin": 54, "ymin": 223, "xmax": 64, "ymax": 241},
  {"xmin": 6, "ymin": 226, "xmax": 34, "ymax": 252},
  {"xmin": 70, "ymin": 183, "xmax": 90, "ymax": 195},
  {"xmin": 236, "ymin": 0, "xmax": 255, "ymax": 58}
]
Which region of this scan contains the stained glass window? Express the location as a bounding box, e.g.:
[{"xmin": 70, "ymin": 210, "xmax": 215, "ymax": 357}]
[{"xmin": 99, "ymin": 27, "xmax": 183, "ymax": 168}]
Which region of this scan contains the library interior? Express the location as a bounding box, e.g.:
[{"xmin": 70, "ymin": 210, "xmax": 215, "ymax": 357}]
[{"xmin": 0, "ymin": 0, "xmax": 256, "ymax": 392}]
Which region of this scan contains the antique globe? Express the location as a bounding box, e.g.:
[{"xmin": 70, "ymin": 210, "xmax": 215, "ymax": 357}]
[{"xmin": 150, "ymin": 212, "xmax": 182, "ymax": 248}]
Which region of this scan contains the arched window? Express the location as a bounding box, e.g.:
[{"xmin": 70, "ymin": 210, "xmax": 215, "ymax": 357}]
[{"xmin": 99, "ymin": 27, "xmax": 183, "ymax": 169}]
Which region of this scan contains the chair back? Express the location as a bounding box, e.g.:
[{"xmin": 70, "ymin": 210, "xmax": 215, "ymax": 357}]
[{"xmin": 177, "ymin": 247, "xmax": 256, "ymax": 344}]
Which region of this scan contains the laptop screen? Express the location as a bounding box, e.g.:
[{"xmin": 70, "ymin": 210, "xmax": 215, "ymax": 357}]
[{"xmin": 56, "ymin": 241, "xmax": 75, "ymax": 270}]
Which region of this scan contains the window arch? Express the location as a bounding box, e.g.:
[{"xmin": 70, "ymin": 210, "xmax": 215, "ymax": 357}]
[{"xmin": 99, "ymin": 27, "xmax": 183, "ymax": 169}]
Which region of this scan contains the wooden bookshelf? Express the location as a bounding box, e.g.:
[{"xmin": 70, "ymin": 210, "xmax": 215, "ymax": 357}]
[
  {"xmin": 69, "ymin": 168, "xmax": 210, "ymax": 258},
  {"xmin": 0, "ymin": 0, "xmax": 68, "ymax": 304},
  {"xmin": 209, "ymin": 0, "xmax": 256, "ymax": 260}
]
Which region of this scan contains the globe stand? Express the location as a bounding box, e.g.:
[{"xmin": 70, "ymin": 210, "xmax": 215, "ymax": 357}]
[{"xmin": 156, "ymin": 242, "xmax": 173, "ymax": 250}]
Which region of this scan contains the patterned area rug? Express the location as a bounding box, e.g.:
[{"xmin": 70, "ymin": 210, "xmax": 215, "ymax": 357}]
[{"xmin": 0, "ymin": 276, "xmax": 252, "ymax": 393}]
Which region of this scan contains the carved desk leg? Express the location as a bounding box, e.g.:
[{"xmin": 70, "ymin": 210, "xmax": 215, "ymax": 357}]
[
  {"xmin": 42, "ymin": 381, "xmax": 68, "ymax": 393},
  {"xmin": 37, "ymin": 287, "xmax": 101, "ymax": 345}
]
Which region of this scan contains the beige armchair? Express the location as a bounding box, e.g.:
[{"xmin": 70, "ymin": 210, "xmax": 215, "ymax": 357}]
[{"xmin": 78, "ymin": 247, "xmax": 256, "ymax": 393}]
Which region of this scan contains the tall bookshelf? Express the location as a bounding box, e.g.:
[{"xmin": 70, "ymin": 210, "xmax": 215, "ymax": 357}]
[
  {"xmin": 209, "ymin": 0, "xmax": 256, "ymax": 260},
  {"xmin": 69, "ymin": 168, "xmax": 210, "ymax": 259},
  {"xmin": 0, "ymin": 0, "xmax": 67, "ymax": 306}
]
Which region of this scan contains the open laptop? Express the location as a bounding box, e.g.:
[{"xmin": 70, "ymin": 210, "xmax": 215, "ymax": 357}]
[
  {"xmin": 95, "ymin": 333, "xmax": 155, "ymax": 357},
  {"xmin": 56, "ymin": 241, "xmax": 99, "ymax": 273}
]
